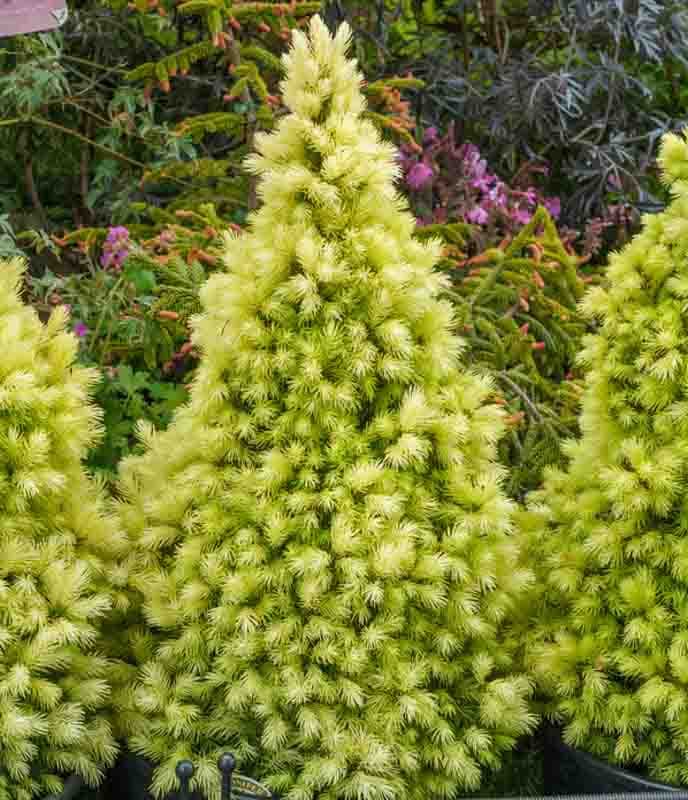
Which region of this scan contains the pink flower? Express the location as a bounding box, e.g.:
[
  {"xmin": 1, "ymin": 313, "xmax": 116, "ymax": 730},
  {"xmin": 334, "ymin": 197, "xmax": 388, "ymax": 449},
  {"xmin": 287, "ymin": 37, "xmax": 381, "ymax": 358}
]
[
  {"xmin": 423, "ymin": 126, "xmax": 439, "ymax": 144},
  {"xmin": 467, "ymin": 206, "xmax": 489, "ymax": 225},
  {"xmin": 525, "ymin": 187, "xmax": 538, "ymax": 205},
  {"xmin": 458, "ymin": 143, "xmax": 480, "ymax": 163},
  {"xmin": 488, "ymin": 183, "xmax": 508, "ymax": 208},
  {"xmin": 106, "ymin": 226, "xmax": 129, "ymax": 241},
  {"xmin": 512, "ymin": 207, "xmax": 533, "ymax": 225},
  {"xmin": 73, "ymin": 321, "xmax": 89, "ymax": 338},
  {"xmin": 406, "ymin": 162, "xmax": 434, "ymax": 191},
  {"xmin": 471, "ymin": 174, "xmax": 492, "ymax": 192},
  {"xmin": 544, "ymin": 196, "xmax": 561, "ymax": 218},
  {"xmin": 101, "ymin": 226, "xmax": 130, "ymax": 270}
]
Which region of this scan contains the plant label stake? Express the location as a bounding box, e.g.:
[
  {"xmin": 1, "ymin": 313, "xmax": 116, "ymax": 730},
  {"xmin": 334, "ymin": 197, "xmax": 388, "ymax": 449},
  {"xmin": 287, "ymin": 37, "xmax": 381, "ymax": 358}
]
[
  {"xmin": 0, "ymin": 0, "xmax": 68, "ymax": 38},
  {"xmin": 168, "ymin": 754, "xmax": 273, "ymax": 800},
  {"xmin": 176, "ymin": 761, "xmax": 195, "ymax": 800},
  {"xmin": 218, "ymin": 754, "xmax": 236, "ymax": 800}
]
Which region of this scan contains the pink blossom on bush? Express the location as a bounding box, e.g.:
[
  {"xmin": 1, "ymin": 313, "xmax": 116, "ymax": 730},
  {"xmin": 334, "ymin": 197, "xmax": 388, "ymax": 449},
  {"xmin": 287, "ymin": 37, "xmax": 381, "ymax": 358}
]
[
  {"xmin": 544, "ymin": 196, "xmax": 562, "ymax": 218},
  {"xmin": 406, "ymin": 162, "xmax": 434, "ymax": 191},
  {"xmin": 73, "ymin": 321, "xmax": 89, "ymax": 338},
  {"xmin": 488, "ymin": 183, "xmax": 508, "ymax": 208},
  {"xmin": 467, "ymin": 206, "xmax": 489, "ymax": 225},
  {"xmin": 423, "ymin": 126, "xmax": 439, "ymax": 145},
  {"xmin": 397, "ymin": 125, "xmax": 564, "ymax": 237},
  {"xmin": 513, "ymin": 207, "xmax": 533, "ymax": 225},
  {"xmin": 101, "ymin": 226, "xmax": 130, "ymax": 270}
]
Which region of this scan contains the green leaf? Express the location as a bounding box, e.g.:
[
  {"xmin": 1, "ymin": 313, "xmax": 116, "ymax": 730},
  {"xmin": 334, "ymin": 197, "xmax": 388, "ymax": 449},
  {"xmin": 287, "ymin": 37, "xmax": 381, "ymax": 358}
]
[
  {"xmin": 125, "ymin": 266, "xmax": 157, "ymax": 294},
  {"xmin": 115, "ymin": 365, "xmax": 149, "ymax": 396}
]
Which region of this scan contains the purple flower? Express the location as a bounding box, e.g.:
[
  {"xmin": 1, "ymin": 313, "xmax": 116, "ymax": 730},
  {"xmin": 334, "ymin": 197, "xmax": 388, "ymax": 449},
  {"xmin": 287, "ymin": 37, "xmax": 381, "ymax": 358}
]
[
  {"xmin": 101, "ymin": 226, "xmax": 130, "ymax": 270},
  {"xmin": 471, "ymin": 175, "xmax": 492, "ymax": 192},
  {"xmin": 423, "ymin": 126, "xmax": 439, "ymax": 145},
  {"xmin": 467, "ymin": 206, "xmax": 489, "ymax": 225},
  {"xmin": 525, "ymin": 187, "xmax": 538, "ymax": 205},
  {"xmin": 406, "ymin": 162, "xmax": 434, "ymax": 191},
  {"xmin": 489, "ymin": 183, "xmax": 508, "ymax": 208},
  {"xmin": 467, "ymin": 156, "xmax": 487, "ymax": 179},
  {"xmin": 512, "ymin": 207, "xmax": 533, "ymax": 225},
  {"xmin": 73, "ymin": 321, "xmax": 89, "ymax": 338},
  {"xmin": 458, "ymin": 143, "xmax": 480, "ymax": 164},
  {"xmin": 106, "ymin": 225, "xmax": 129, "ymax": 242},
  {"xmin": 544, "ymin": 196, "xmax": 561, "ymax": 218}
]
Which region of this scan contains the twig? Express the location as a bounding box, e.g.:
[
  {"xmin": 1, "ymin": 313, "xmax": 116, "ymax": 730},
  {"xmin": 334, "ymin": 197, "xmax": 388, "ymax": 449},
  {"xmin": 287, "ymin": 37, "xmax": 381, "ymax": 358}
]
[
  {"xmin": 17, "ymin": 128, "xmax": 48, "ymax": 229},
  {"xmin": 81, "ymin": 115, "xmax": 93, "ymax": 223},
  {"xmin": 497, "ymin": 371, "xmax": 544, "ymax": 423},
  {"xmin": 228, "ymin": 38, "xmax": 259, "ymax": 212}
]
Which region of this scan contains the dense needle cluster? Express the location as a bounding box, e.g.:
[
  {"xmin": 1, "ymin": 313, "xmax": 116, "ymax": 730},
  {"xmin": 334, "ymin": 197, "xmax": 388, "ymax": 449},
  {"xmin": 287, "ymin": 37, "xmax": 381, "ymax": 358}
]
[
  {"xmin": 521, "ymin": 128, "xmax": 688, "ymax": 785},
  {"xmin": 117, "ymin": 17, "xmax": 535, "ymax": 800},
  {"xmin": 0, "ymin": 259, "xmax": 127, "ymax": 800}
]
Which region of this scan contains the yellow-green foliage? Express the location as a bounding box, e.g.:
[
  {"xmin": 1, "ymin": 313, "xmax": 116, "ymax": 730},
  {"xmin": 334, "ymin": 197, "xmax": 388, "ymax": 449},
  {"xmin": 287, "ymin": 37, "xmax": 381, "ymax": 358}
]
[
  {"xmin": 118, "ymin": 18, "xmax": 535, "ymax": 800},
  {"xmin": 521, "ymin": 128, "xmax": 688, "ymax": 784},
  {"xmin": 0, "ymin": 260, "xmax": 128, "ymax": 799}
]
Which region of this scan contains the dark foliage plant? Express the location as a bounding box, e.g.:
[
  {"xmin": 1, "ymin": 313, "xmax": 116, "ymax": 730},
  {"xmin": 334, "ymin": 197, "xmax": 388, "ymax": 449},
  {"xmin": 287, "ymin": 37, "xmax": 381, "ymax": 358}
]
[{"xmin": 325, "ymin": 0, "xmax": 688, "ymax": 226}]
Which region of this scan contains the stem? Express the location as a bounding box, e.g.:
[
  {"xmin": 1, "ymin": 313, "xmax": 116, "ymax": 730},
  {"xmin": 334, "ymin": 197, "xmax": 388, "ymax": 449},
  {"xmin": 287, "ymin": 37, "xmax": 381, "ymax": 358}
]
[
  {"xmin": 228, "ymin": 38, "xmax": 259, "ymax": 212},
  {"xmin": 18, "ymin": 128, "xmax": 48, "ymax": 229},
  {"xmin": 0, "ymin": 51, "xmax": 128, "ymax": 74},
  {"xmin": 247, "ymin": 111, "xmax": 258, "ymax": 211},
  {"xmin": 497, "ymin": 371, "xmax": 544, "ymax": 423},
  {"xmin": 595, "ymin": 24, "xmax": 623, "ymax": 146},
  {"xmin": 62, "ymin": 54, "xmax": 128, "ymax": 75},
  {"xmin": 462, "ymin": 1, "xmax": 470, "ymax": 73},
  {"xmin": 81, "ymin": 115, "xmax": 93, "ymax": 223},
  {"xmin": 1, "ymin": 116, "xmax": 148, "ymax": 170},
  {"xmin": 89, "ymin": 274, "xmax": 127, "ymax": 360}
]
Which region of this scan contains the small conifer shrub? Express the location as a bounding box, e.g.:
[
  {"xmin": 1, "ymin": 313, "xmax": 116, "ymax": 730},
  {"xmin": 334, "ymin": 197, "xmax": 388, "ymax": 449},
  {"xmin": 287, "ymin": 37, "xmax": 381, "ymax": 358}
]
[
  {"xmin": 118, "ymin": 17, "xmax": 535, "ymax": 800},
  {"xmin": 520, "ymin": 127, "xmax": 688, "ymax": 785},
  {"xmin": 0, "ymin": 259, "xmax": 127, "ymax": 800}
]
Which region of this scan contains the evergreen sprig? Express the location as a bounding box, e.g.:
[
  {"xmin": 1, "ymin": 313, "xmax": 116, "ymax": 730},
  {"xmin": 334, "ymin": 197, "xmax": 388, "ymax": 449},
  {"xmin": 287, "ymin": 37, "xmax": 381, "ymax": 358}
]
[{"xmin": 427, "ymin": 207, "xmax": 591, "ymax": 497}]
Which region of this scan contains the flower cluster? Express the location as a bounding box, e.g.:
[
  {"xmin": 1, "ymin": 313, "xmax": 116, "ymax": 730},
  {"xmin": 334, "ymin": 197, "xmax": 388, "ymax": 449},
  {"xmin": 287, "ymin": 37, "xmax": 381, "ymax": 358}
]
[
  {"xmin": 73, "ymin": 320, "xmax": 89, "ymax": 338},
  {"xmin": 100, "ymin": 225, "xmax": 130, "ymax": 270},
  {"xmin": 398, "ymin": 125, "xmax": 562, "ymax": 236}
]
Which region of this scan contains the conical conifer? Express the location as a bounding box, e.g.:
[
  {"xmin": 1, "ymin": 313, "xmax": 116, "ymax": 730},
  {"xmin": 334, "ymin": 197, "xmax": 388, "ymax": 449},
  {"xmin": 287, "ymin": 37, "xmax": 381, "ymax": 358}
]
[
  {"xmin": 117, "ymin": 18, "xmax": 535, "ymax": 800},
  {"xmin": 0, "ymin": 258, "xmax": 127, "ymax": 800},
  {"xmin": 520, "ymin": 128, "xmax": 688, "ymax": 784}
]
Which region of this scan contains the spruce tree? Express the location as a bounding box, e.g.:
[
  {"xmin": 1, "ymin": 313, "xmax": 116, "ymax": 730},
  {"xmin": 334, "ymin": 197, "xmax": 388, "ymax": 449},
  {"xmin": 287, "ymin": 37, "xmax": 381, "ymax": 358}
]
[
  {"xmin": 520, "ymin": 127, "xmax": 688, "ymax": 785},
  {"xmin": 118, "ymin": 17, "xmax": 535, "ymax": 800},
  {"xmin": 0, "ymin": 258, "xmax": 127, "ymax": 799}
]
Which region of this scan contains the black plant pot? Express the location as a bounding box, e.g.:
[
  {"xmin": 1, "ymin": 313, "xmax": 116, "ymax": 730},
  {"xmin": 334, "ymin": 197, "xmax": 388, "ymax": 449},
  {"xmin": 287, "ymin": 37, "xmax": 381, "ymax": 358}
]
[
  {"xmin": 543, "ymin": 726, "xmax": 680, "ymax": 795},
  {"xmin": 103, "ymin": 752, "xmax": 203, "ymax": 800},
  {"xmin": 46, "ymin": 775, "xmax": 84, "ymax": 800},
  {"xmin": 102, "ymin": 751, "xmax": 272, "ymax": 800}
]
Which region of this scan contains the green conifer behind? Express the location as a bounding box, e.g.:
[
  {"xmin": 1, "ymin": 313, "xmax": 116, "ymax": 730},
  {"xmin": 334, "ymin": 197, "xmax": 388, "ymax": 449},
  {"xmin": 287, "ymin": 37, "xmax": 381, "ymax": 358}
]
[
  {"xmin": 118, "ymin": 18, "xmax": 535, "ymax": 800},
  {"xmin": 0, "ymin": 258, "xmax": 127, "ymax": 800},
  {"xmin": 520, "ymin": 128, "xmax": 688, "ymax": 784}
]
